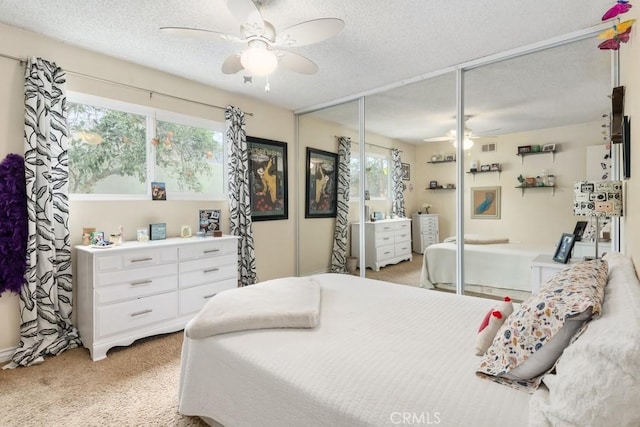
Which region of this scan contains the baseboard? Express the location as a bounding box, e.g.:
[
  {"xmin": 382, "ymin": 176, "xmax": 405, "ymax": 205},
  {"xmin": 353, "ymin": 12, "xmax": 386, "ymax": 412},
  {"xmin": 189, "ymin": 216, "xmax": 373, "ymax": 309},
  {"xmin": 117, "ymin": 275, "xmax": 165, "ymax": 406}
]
[{"xmin": 0, "ymin": 346, "xmax": 16, "ymax": 363}]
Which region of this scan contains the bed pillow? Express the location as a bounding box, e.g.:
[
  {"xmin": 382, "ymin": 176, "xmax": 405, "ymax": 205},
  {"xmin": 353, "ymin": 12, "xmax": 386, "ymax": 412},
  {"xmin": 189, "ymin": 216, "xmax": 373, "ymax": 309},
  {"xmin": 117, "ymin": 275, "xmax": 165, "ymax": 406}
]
[
  {"xmin": 474, "ymin": 297, "xmax": 513, "ymax": 356},
  {"xmin": 529, "ymin": 252, "xmax": 640, "ymax": 426},
  {"xmin": 477, "ymin": 259, "xmax": 608, "ymax": 391}
]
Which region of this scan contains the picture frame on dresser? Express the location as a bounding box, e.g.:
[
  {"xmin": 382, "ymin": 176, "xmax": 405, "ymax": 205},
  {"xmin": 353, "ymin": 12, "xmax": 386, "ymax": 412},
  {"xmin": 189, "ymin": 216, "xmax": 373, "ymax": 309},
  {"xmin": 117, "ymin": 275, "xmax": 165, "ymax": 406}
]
[
  {"xmin": 553, "ymin": 233, "xmax": 576, "ymax": 263},
  {"xmin": 305, "ymin": 147, "xmax": 338, "ymax": 218},
  {"xmin": 247, "ymin": 136, "xmax": 289, "ymax": 221}
]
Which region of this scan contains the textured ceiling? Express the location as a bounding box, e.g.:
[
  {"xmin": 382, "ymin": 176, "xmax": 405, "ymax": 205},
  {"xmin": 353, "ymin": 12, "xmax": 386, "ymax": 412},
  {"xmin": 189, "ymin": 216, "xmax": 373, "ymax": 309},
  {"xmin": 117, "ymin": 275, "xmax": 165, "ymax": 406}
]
[{"xmin": 0, "ymin": 0, "xmax": 616, "ymax": 143}]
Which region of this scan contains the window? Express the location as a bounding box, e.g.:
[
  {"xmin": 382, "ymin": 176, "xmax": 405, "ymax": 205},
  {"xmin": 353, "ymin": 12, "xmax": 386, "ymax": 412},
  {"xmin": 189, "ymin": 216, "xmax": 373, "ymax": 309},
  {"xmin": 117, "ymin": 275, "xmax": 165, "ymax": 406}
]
[
  {"xmin": 67, "ymin": 93, "xmax": 225, "ymax": 200},
  {"xmin": 349, "ymin": 153, "xmax": 390, "ymax": 199}
]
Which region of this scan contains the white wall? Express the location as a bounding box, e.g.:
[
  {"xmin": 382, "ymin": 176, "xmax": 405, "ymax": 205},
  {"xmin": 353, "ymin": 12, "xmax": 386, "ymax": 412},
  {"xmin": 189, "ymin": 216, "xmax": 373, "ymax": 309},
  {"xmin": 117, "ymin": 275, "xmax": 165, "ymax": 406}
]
[
  {"xmin": 415, "ymin": 121, "xmax": 603, "ymax": 245},
  {"xmin": 0, "ymin": 23, "xmax": 295, "ymax": 353}
]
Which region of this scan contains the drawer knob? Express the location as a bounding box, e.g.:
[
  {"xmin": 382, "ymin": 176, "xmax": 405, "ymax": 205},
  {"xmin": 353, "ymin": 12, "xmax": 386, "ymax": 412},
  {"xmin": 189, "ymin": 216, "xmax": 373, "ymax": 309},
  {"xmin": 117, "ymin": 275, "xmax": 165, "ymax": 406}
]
[
  {"xmin": 203, "ymin": 293, "xmax": 217, "ymax": 299},
  {"xmin": 130, "ymin": 309, "xmax": 152, "ymax": 317},
  {"xmin": 204, "ymin": 267, "xmax": 220, "ymax": 274},
  {"xmin": 130, "ymin": 280, "xmax": 152, "ymax": 287},
  {"xmin": 130, "ymin": 257, "xmax": 153, "ymax": 263},
  {"xmin": 204, "ymin": 249, "xmax": 220, "ymax": 254}
]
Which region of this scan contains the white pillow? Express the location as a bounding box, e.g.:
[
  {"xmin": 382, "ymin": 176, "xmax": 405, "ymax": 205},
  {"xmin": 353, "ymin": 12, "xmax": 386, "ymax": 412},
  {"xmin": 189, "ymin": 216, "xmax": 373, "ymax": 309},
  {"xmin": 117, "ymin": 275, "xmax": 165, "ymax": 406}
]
[{"xmin": 531, "ymin": 253, "xmax": 640, "ymax": 426}]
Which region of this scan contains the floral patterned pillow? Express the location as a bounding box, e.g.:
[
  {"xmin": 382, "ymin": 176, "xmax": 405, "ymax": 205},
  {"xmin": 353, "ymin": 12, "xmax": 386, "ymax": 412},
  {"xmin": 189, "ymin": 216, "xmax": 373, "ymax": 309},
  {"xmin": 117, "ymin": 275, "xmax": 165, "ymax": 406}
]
[{"xmin": 476, "ymin": 259, "xmax": 608, "ymax": 392}]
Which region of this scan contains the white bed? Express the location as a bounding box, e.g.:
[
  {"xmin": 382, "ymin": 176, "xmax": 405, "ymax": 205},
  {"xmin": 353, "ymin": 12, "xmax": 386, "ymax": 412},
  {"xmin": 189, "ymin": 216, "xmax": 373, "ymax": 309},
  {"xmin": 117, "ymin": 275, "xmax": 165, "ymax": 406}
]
[
  {"xmin": 179, "ymin": 273, "xmax": 531, "ymax": 427},
  {"xmin": 420, "ymin": 241, "xmax": 554, "ymax": 296}
]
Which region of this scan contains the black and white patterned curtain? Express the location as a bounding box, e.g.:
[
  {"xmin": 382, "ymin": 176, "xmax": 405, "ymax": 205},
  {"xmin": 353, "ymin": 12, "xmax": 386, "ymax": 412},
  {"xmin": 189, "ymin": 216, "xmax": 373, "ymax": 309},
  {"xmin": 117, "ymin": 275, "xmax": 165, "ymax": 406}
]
[
  {"xmin": 6, "ymin": 57, "xmax": 80, "ymax": 368},
  {"xmin": 225, "ymin": 106, "xmax": 257, "ymax": 287},
  {"xmin": 330, "ymin": 137, "xmax": 351, "ymax": 273},
  {"xmin": 391, "ymin": 148, "xmax": 406, "ymax": 217}
]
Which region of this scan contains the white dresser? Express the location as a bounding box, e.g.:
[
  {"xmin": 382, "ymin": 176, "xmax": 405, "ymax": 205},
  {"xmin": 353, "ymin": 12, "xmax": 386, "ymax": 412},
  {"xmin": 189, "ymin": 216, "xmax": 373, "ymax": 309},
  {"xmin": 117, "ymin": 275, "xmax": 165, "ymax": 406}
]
[
  {"xmin": 411, "ymin": 213, "xmax": 439, "ymax": 253},
  {"xmin": 76, "ymin": 236, "xmax": 239, "ymax": 361},
  {"xmin": 350, "ymin": 218, "xmax": 412, "ymax": 271}
]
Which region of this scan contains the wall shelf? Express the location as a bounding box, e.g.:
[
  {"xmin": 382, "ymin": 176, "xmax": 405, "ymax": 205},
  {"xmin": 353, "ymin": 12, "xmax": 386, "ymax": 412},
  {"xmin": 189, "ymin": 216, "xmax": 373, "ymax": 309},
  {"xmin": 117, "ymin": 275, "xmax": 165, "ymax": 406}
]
[
  {"xmin": 515, "ymin": 184, "xmax": 556, "ymax": 196},
  {"xmin": 517, "ymin": 150, "xmax": 556, "ymax": 163},
  {"xmin": 427, "ymin": 159, "xmax": 455, "ymax": 164},
  {"xmin": 467, "ymin": 169, "xmax": 501, "ymax": 180},
  {"xmin": 427, "ymin": 187, "xmax": 456, "ymax": 190}
]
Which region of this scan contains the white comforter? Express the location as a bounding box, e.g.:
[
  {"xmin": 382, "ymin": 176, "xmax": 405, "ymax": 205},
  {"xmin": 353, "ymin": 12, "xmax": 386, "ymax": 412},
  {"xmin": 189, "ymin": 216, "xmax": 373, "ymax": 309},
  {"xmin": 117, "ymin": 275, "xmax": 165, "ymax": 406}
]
[
  {"xmin": 179, "ymin": 273, "xmax": 530, "ymax": 427},
  {"xmin": 421, "ymin": 242, "xmax": 554, "ymax": 292}
]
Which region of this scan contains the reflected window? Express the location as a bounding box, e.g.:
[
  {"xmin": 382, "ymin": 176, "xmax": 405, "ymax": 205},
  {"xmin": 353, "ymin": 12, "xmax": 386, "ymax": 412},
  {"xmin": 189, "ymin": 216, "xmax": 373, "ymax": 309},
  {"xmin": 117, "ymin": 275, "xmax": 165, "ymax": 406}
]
[{"xmin": 349, "ymin": 153, "xmax": 389, "ymax": 199}]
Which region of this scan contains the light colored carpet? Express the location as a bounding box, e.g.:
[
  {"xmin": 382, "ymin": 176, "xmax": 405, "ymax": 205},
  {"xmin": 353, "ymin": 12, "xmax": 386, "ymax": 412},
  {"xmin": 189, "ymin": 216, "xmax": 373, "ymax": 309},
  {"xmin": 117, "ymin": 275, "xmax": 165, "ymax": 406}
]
[{"xmin": 0, "ymin": 332, "xmax": 206, "ymax": 427}]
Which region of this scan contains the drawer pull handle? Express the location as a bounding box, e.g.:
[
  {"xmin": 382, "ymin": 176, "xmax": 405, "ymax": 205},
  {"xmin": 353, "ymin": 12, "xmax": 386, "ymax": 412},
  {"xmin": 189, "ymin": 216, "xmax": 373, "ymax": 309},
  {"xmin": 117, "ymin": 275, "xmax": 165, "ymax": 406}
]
[
  {"xmin": 383, "ymin": 238, "xmax": 390, "ymax": 240},
  {"xmin": 130, "ymin": 280, "xmax": 152, "ymax": 287},
  {"xmin": 203, "ymin": 293, "xmax": 217, "ymax": 299},
  {"xmin": 130, "ymin": 309, "xmax": 152, "ymax": 317},
  {"xmin": 131, "ymin": 257, "xmax": 153, "ymax": 263},
  {"xmin": 383, "ymin": 227, "xmax": 391, "ymax": 230},
  {"xmin": 384, "ymin": 251, "xmax": 391, "ymax": 255},
  {"xmin": 204, "ymin": 267, "xmax": 220, "ymax": 274},
  {"xmin": 204, "ymin": 249, "xmax": 220, "ymax": 254}
]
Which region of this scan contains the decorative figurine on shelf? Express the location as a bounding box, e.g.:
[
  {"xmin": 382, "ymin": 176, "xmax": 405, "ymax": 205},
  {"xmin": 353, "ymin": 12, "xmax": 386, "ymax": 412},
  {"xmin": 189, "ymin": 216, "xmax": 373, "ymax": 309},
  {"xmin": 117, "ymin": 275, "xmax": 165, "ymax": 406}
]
[
  {"xmin": 118, "ymin": 225, "xmax": 125, "ymax": 244},
  {"xmin": 422, "ymin": 202, "xmax": 432, "ymax": 214},
  {"xmin": 517, "ymin": 174, "xmax": 525, "ymax": 186}
]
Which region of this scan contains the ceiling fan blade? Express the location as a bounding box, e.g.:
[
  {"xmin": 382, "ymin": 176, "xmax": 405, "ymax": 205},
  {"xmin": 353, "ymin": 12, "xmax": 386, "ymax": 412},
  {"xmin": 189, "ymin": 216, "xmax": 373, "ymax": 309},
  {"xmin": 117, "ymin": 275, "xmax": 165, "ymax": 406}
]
[
  {"xmin": 423, "ymin": 136, "xmax": 453, "ymax": 142},
  {"xmin": 226, "ymin": 0, "xmax": 264, "ymax": 33},
  {"xmin": 222, "ymin": 54, "xmax": 244, "ymax": 74},
  {"xmin": 159, "ymin": 26, "xmax": 242, "ymax": 42},
  {"xmin": 274, "ymin": 18, "xmax": 345, "ymax": 47},
  {"xmin": 275, "ymin": 51, "xmax": 318, "ymax": 74}
]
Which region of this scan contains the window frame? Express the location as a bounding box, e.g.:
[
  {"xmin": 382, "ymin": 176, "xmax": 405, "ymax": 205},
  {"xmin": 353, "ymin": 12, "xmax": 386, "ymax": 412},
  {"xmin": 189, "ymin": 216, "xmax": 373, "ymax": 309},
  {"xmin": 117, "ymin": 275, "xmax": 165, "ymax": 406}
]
[{"xmin": 67, "ymin": 91, "xmax": 227, "ymax": 201}]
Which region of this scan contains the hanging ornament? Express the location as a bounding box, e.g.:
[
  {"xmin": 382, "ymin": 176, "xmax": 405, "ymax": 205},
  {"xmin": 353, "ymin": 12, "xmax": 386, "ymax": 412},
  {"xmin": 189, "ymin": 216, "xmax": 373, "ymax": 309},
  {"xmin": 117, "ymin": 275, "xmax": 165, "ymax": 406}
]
[
  {"xmin": 598, "ymin": 19, "xmax": 635, "ymax": 50},
  {"xmin": 602, "ymin": 0, "xmax": 632, "ymax": 21}
]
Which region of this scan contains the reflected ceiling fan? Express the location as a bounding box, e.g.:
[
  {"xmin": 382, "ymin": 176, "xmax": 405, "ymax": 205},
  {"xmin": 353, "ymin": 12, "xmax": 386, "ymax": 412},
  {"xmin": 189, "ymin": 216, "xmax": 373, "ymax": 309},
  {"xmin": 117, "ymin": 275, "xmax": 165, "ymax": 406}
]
[
  {"xmin": 423, "ymin": 115, "xmax": 499, "ymax": 150},
  {"xmin": 160, "ymin": 0, "xmax": 344, "ymax": 81}
]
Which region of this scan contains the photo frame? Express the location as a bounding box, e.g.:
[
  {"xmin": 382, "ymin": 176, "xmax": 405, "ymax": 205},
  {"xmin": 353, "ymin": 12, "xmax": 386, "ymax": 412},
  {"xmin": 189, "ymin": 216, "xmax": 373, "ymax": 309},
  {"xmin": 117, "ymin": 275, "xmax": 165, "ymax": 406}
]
[
  {"xmin": 401, "ymin": 163, "xmax": 410, "ymax": 181},
  {"xmin": 490, "ymin": 163, "xmax": 501, "ymax": 171},
  {"xmin": 151, "ymin": 181, "xmax": 166, "ymax": 200},
  {"xmin": 471, "ymin": 186, "xmax": 501, "ymax": 219},
  {"xmin": 305, "ymin": 147, "xmax": 338, "ymax": 218},
  {"xmin": 572, "ymin": 220, "xmax": 588, "ymax": 242},
  {"xmin": 445, "ymin": 153, "xmax": 456, "ymax": 162},
  {"xmin": 553, "ymin": 233, "xmax": 576, "ymax": 263},
  {"xmin": 542, "ymin": 143, "xmax": 556, "ymax": 152},
  {"xmin": 199, "ymin": 209, "xmax": 221, "ymax": 235},
  {"xmin": 149, "ymin": 223, "xmax": 167, "ymax": 240},
  {"xmin": 247, "ymin": 136, "xmax": 288, "ymax": 221},
  {"xmin": 517, "ymin": 145, "xmax": 532, "ymax": 154}
]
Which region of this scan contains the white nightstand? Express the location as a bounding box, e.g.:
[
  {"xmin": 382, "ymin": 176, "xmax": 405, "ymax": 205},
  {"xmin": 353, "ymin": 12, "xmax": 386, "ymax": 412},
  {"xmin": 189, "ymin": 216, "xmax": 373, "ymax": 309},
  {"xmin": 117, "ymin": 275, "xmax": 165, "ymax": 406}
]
[{"xmin": 530, "ymin": 254, "xmax": 581, "ymax": 294}]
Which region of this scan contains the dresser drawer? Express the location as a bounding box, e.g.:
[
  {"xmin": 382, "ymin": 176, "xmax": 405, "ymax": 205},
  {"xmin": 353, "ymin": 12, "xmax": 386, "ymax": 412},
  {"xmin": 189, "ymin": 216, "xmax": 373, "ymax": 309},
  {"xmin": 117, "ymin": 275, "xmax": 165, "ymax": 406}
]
[
  {"xmin": 420, "ymin": 216, "xmax": 438, "ymax": 227},
  {"xmin": 96, "ymin": 273, "xmax": 177, "ymax": 305},
  {"xmin": 179, "ymin": 240, "xmax": 236, "ymax": 261},
  {"xmin": 96, "ymin": 262, "xmax": 177, "ymax": 288},
  {"xmin": 179, "ymin": 255, "xmax": 238, "ymax": 288},
  {"xmin": 96, "ymin": 247, "xmax": 177, "ymax": 272},
  {"xmin": 373, "ymin": 222, "xmax": 397, "ymax": 233},
  {"xmin": 395, "ymin": 242, "xmax": 412, "ymax": 257},
  {"xmin": 179, "ymin": 278, "xmax": 237, "ymax": 316},
  {"xmin": 376, "ymin": 244, "xmax": 395, "ymax": 260},
  {"xmin": 395, "ymin": 230, "xmax": 411, "ymax": 243},
  {"xmin": 96, "ymin": 291, "xmax": 177, "ymax": 338},
  {"xmin": 374, "ymin": 231, "xmax": 395, "ymax": 247}
]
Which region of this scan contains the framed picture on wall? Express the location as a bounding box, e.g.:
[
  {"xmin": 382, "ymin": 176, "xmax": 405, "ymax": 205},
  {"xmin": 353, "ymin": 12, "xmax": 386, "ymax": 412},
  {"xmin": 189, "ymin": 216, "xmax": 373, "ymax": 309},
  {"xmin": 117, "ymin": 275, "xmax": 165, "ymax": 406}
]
[
  {"xmin": 401, "ymin": 163, "xmax": 410, "ymax": 181},
  {"xmin": 247, "ymin": 136, "xmax": 288, "ymax": 221},
  {"xmin": 305, "ymin": 147, "xmax": 338, "ymax": 218},
  {"xmin": 471, "ymin": 186, "xmax": 501, "ymax": 219}
]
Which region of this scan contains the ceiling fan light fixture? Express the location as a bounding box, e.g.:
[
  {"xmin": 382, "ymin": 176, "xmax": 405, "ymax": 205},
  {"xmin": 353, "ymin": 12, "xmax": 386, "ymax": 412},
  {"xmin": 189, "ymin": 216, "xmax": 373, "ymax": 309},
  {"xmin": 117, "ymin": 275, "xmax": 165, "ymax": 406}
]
[
  {"xmin": 240, "ymin": 46, "xmax": 278, "ymax": 76},
  {"xmin": 452, "ymin": 138, "xmax": 474, "ymax": 150}
]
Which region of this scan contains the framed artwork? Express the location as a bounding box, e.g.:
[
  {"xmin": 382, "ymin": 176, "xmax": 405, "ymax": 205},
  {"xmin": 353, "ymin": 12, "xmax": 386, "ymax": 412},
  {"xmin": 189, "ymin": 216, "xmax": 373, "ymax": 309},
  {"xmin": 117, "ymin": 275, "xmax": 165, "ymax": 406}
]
[
  {"xmin": 199, "ymin": 209, "xmax": 221, "ymax": 235},
  {"xmin": 471, "ymin": 186, "xmax": 501, "ymax": 219},
  {"xmin": 151, "ymin": 181, "xmax": 166, "ymax": 200},
  {"xmin": 553, "ymin": 233, "xmax": 576, "ymax": 263},
  {"xmin": 247, "ymin": 136, "xmax": 288, "ymax": 221},
  {"xmin": 305, "ymin": 147, "xmax": 338, "ymax": 218},
  {"xmin": 401, "ymin": 163, "xmax": 410, "ymax": 181}
]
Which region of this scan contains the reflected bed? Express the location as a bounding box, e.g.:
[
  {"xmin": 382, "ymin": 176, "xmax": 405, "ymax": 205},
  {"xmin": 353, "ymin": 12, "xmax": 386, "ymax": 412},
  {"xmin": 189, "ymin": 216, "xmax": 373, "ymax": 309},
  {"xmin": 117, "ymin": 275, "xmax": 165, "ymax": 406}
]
[{"xmin": 420, "ymin": 240, "xmax": 554, "ymax": 297}]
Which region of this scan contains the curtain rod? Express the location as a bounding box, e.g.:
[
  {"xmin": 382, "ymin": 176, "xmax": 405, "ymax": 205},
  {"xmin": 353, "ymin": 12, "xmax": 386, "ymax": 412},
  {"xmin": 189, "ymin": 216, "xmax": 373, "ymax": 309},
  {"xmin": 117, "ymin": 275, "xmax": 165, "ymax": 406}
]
[
  {"xmin": 0, "ymin": 52, "xmax": 254, "ymax": 117},
  {"xmin": 333, "ymin": 135, "xmax": 401, "ymax": 152}
]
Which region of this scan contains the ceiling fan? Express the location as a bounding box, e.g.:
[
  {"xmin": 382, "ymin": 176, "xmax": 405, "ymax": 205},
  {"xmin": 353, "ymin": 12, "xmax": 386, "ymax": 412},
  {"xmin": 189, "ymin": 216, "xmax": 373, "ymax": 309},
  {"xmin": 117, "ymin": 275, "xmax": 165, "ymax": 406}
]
[
  {"xmin": 423, "ymin": 116, "xmax": 498, "ymax": 149},
  {"xmin": 159, "ymin": 0, "xmax": 344, "ymax": 79}
]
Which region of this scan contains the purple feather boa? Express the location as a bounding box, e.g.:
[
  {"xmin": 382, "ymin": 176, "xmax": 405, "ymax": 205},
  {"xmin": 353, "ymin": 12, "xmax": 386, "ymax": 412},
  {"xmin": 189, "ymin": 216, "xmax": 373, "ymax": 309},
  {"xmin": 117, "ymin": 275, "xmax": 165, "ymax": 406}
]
[{"xmin": 0, "ymin": 153, "xmax": 28, "ymax": 295}]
